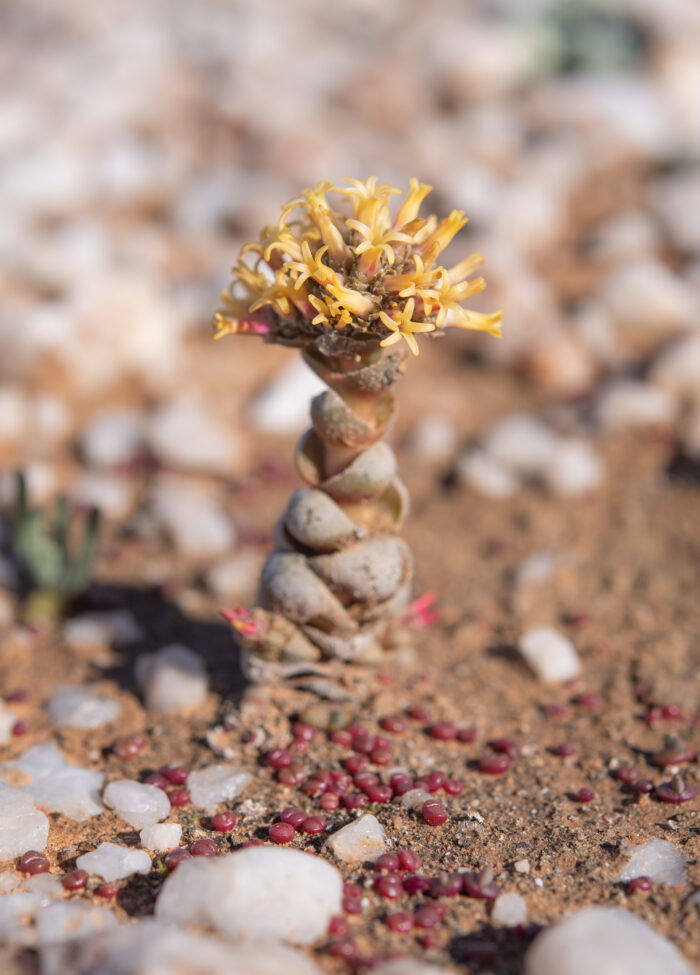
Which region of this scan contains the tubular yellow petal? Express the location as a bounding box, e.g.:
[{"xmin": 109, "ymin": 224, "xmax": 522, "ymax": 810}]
[{"xmin": 394, "ymin": 179, "xmax": 433, "ymax": 229}]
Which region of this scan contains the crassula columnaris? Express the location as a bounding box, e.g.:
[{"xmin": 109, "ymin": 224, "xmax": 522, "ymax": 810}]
[{"xmin": 216, "ymin": 177, "xmax": 502, "ymax": 682}]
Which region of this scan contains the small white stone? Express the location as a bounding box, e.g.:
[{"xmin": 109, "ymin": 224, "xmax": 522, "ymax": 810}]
[
  {"xmin": 616, "ymin": 839, "xmax": 687, "ymax": 887},
  {"xmin": 188, "ymin": 764, "xmax": 252, "ymax": 814},
  {"xmin": 512, "ymin": 552, "xmax": 559, "ymax": 589},
  {"xmin": 597, "ymin": 380, "xmax": 677, "ymax": 431},
  {"xmin": 0, "ymin": 741, "xmax": 104, "ymax": 820},
  {"xmin": 492, "ymin": 891, "xmax": 527, "ymax": 926},
  {"xmin": 135, "ymin": 644, "xmax": 209, "ymax": 715},
  {"xmin": 518, "ymin": 627, "xmax": 581, "ymax": 683},
  {"xmin": 542, "ymin": 439, "xmax": 604, "ymax": 497},
  {"xmin": 483, "ymin": 413, "xmax": 560, "ymax": 475},
  {"xmin": 80, "ymin": 409, "xmax": 144, "ymax": 467},
  {"xmin": 0, "ymin": 386, "xmax": 29, "ymax": 443},
  {"xmin": 0, "ymin": 872, "xmax": 20, "ymax": 893},
  {"xmin": 408, "ymin": 413, "xmax": 458, "ymax": 462},
  {"xmin": 151, "ymin": 478, "xmax": 236, "ymax": 558},
  {"xmin": 248, "ymin": 359, "xmax": 326, "ymax": 434},
  {"xmin": 400, "ymin": 788, "xmax": 433, "ymax": 812},
  {"xmin": 0, "ymin": 701, "xmax": 17, "ymax": 743},
  {"xmin": 0, "ymin": 782, "xmax": 49, "ymax": 859},
  {"xmin": 147, "ymin": 396, "xmax": 243, "ymax": 475},
  {"xmin": 62, "ymin": 611, "xmax": 142, "ymax": 651},
  {"xmin": 71, "ymin": 473, "xmax": 135, "ymax": 520},
  {"xmin": 103, "ymin": 780, "xmax": 171, "ymax": 829},
  {"xmin": 139, "ymin": 823, "xmax": 182, "ymax": 852},
  {"xmin": 35, "ymin": 901, "xmax": 117, "ymax": 945},
  {"xmin": 588, "ymin": 211, "xmax": 660, "ymax": 264},
  {"xmin": 31, "ymin": 395, "xmax": 71, "ymax": 445},
  {"xmin": 325, "ymin": 814, "xmax": 387, "ymax": 864},
  {"xmin": 23, "ymin": 873, "xmax": 62, "ymax": 900},
  {"xmin": 457, "ymin": 448, "xmax": 520, "ymax": 499},
  {"xmin": 205, "ymin": 550, "xmax": 265, "ymax": 600},
  {"xmin": 524, "ymin": 906, "xmax": 694, "ymax": 975},
  {"xmin": 653, "ymin": 170, "xmax": 700, "ymax": 254},
  {"xmin": 47, "ymin": 685, "xmax": 121, "ymax": 730},
  {"xmin": 76, "ymin": 842, "xmax": 152, "ymax": 882},
  {"xmin": 601, "ymin": 259, "xmax": 696, "ymax": 338},
  {"xmin": 155, "ymin": 847, "xmax": 343, "ymax": 945},
  {"xmin": 650, "ymin": 331, "xmax": 700, "ymax": 402},
  {"xmin": 514, "ymin": 859, "xmax": 530, "ymax": 873}
]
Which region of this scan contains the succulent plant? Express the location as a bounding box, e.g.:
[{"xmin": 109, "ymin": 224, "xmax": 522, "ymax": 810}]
[
  {"xmin": 9, "ymin": 473, "xmax": 101, "ymax": 621},
  {"xmin": 215, "ymin": 177, "xmax": 502, "ymax": 681}
]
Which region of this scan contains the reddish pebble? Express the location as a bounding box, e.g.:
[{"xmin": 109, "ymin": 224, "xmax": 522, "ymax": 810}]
[
  {"xmin": 633, "ymin": 779, "xmax": 654, "ymax": 794},
  {"xmin": 97, "ymin": 881, "xmax": 120, "ymax": 898},
  {"xmin": 277, "ymin": 764, "xmax": 305, "ymax": 786},
  {"xmin": 370, "ymin": 747, "xmax": 392, "ymax": 766},
  {"xmin": 240, "ymin": 838, "xmax": 264, "ymax": 848},
  {"xmin": 627, "ymin": 876, "xmax": 654, "ymax": 893},
  {"xmin": 478, "ymin": 752, "xmax": 510, "ymax": 775},
  {"xmin": 575, "ymin": 692, "xmax": 602, "ymax": 711},
  {"xmin": 144, "ymin": 772, "xmax": 169, "ymax": 790},
  {"xmin": 211, "ymin": 811, "xmax": 237, "ymax": 832},
  {"xmin": 406, "ymin": 706, "xmax": 430, "ymax": 722},
  {"xmin": 423, "ymin": 770, "xmax": 446, "ymax": 792},
  {"xmin": 553, "ymin": 742, "xmax": 577, "ymax": 758},
  {"xmin": 661, "ymin": 704, "xmax": 682, "ymax": 720},
  {"xmin": 320, "ymin": 792, "xmax": 339, "ymax": 811},
  {"xmin": 366, "ymin": 784, "xmax": 392, "ymax": 804},
  {"xmin": 293, "ymin": 722, "xmax": 316, "ymax": 741},
  {"xmin": 269, "ymin": 822, "xmax": 296, "ymax": 844},
  {"xmin": 575, "ymin": 788, "xmax": 595, "ymax": 803},
  {"xmin": 343, "ymin": 792, "xmax": 369, "ymax": 810},
  {"xmin": 190, "ymin": 838, "xmax": 219, "ymax": 857},
  {"xmin": 163, "ymin": 848, "xmax": 191, "ymax": 871},
  {"xmin": 398, "ymin": 849, "xmax": 422, "ymax": 872},
  {"xmin": 457, "ymin": 726, "xmax": 477, "ymax": 743},
  {"xmin": 61, "ymin": 869, "xmax": 88, "ymax": 891},
  {"xmin": 428, "ymin": 721, "xmax": 457, "ymax": 741},
  {"xmin": 354, "ymin": 771, "xmax": 379, "ymax": 791},
  {"xmin": 280, "ymin": 805, "xmax": 306, "ymax": 829},
  {"xmin": 422, "ymin": 799, "xmax": 448, "ymax": 826},
  {"xmin": 403, "ymin": 874, "xmax": 431, "ymax": 895},
  {"xmin": 329, "ymin": 729, "xmax": 353, "ymax": 747},
  {"xmin": 300, "ymin": 816, "xmax": 326, "ymax": 835},
  {"xmin": 491, "ymin": 737, "xmax": 521, "ymax": 758},
  {"xmin": 327, "ymin": 938, "xmax": 359, "ymax": 962},
  {"xmin": 374, "ymin": 874, "xmax": 403, "ymax": 899},
  {"xmin": 413, "ymin": 904, "xmax": 441, "ymax": 929},
  {"xmin": 389, "ymin": 773, "xmax": 414, "ymax": 795},
  {"xmin": 344, "ymin": 754, "xmax": 369, "ymax": 775},
  {"xmin": 546, "ymin": 702, "xmax": 568, "ymax": 719},
  {"xmin": 161, "ymin": 764, "xmax": 189, "ymax": 785},
  {"xmin": 168, "ymin": 788, "xmax": 190, "ymax": 807},
  {"xmin": 18, "ymin": 851, "xmax": 49, "ymax": 875},
  {"xmin": 386, "ymin": 911, "xmax": 414, "ymax": 933},
  {"xmin": 430, "ymin": 872, "xmax": 462, "ymax": 898},
  {"xmin": 375, "ymin": 853, "xmax": 401, "ymax": 872},
  {"xmin": 655, "ymin": 775, "xmax": 698, "ymax": 803},
  {"xmin": 12, "ymin": 721, "xmax": 28, "ymax": 736},
  {"xmin": 462, "ymin": 868, "xmax": 501, "ymax": 900},
  {"xmin": 266, "ymin": 747, "xmax": 293, "ymax": 769},
  {"xmin": 644, "ymin": 707, "xmax": 662, "ymax": 727},
  {"xmin": 113, "ymin": 735, "xmax": 147, "ymax": 759},
  {"xmin": 419, "ymin": 931, "xmax": 441, "ymax": 950},
  {"xmin": 615, "ymin": 764, "xmax": 639, "ymax": 785},
  {"xmin": 444, "ymin": 778, "xmax": 464, "ymax": 795},
  {"xmin": 328, "ymin": 915, "xmax": 349, "ymax": 937},
  {"xmin": 342, "ymin": 895, "xmax": 363, "ymax": 915},
  {"xmin": 380, "ymin": 714, "xmax": 407, "ymax": 734},
  {"xmin": 652, "ymin": 738, "xmax": 696, "ymax": 767},
  {"xmin": 5, "ymin": 689, "xmax": 27, "ymax": 704}
]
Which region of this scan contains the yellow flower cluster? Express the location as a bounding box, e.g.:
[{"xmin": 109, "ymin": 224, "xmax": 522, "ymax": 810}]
[{"xmin": 214, "ymin": 177, "xmax": 503, "ymax": 356}]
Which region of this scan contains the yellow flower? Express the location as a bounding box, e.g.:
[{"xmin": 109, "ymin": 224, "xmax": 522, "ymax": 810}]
[{"xmin": 379, "ymin": 298, "xmax": 436, "ymax": 356}]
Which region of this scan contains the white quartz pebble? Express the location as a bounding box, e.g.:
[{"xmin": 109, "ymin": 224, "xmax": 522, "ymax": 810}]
[
  {"xmin": 0, "ymin": 782, "xmax": 49, "ymax": 859},
  {"xmin": 542, "ymin": 439, "xmax": 604, "ymax": 497},
  {"xmin": 524, "ymin": 907, "xmax": 693, "ymax": 975},
  {"xmin": 596, "ymin": 380, "xmax": 677, "ymax": 431},
  {"xmin": 147, "ymin": 396, "xmax": 243, "ymax": 475},
  {"xmin": 80, "ymin": 409, "xmax": 144, "ymax": 467},
  {"xmin": 518, "ymin": 627, "xmax": 581, "ymax": 683},
  {"xmin": 150, "ymin": 478, "xmax": 236, "ymax": 558},
  {"xmin": 248, "ymin": 359, "xmax": 326, "ymax": 433},
  {"xmin": 483, "ymin": 413, "xmax": 560, "ymax": 475},
  {"xmin": 650, "ymin": 331, "xmax": 700, "ymax": 401},
  {"xmin": 0, "ymin": 742, "xmax": 104, "ymax": 820},
  {"xmin": 492, "ymin": 891, "xmax": 527, "ymax": 926},
  {"xmin": 601, "ymin": 259, "xmax": 697, "ymax": 338},
  {"xmin": 408, "ymin": 413, "xmax": 458, "ymax": 462},
  {"xmin": 155, "ymin": 847, "xmax": 342, "ymax": 945},
  {"xmin": 188, "ymin": 764, "xmax": 252, "ymax": 814},
  {"xmin": 325, "ymin": 814, "xmax": 387, "ymax": 864},
  {"xmin": 400, "ymin": 789, "xmax": 433, "ymax": 812},
  {"xmin": 0, "ymin": 701, "xmax": 18, "ymax": 743},
  {"xmin": 76, "ymin": 842, "xmax": 152, "ymax": 882},
  {"xmin": 103, "ymin": 780, "xmax": 171, "ymax": 829},
  {"xmin": 139, "ymin": 823, "xmax": 182, "ymax": 852},
  {"xmin": 616, "ymin": 839, "xmax": 687, "ymax": 887},
  {"xmin": 48, "ymin": 684, "xmax": 121, "ymax": 730},
  {"xmin": 457, "ymin": 448, "xmax": 520, "ymax": 499},
  {"xmin": 36, "ymin": 902, "xmax": 117, "ymax": 946},
  {"xmin": 135, "ymin": 644, "xmax": 209, "ymax": 715},
  {"xmin": 205, "ymin": 550, "xmax": 265, "ymax": 600}
]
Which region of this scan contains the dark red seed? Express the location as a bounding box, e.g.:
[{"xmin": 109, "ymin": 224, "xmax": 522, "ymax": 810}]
[
  {"xmin": 553, "ymin": 742, "xmax": 577, "ymax": 758},
  {"xmin": 375, "ymin": 874, "xmax": 403, "ymax": 899},
  {"xmin": 18, "ymin": 851, "xmax": 49, "ymax": 875},
  {"xmin": 457, "ymin": 726, "xmax": 477, "ymax": 743},
  {"xmin": 168, "ymin": 788, "xmax": 190, "ymax": 807},
  {"xmin": 419, "ymin": 931, "xmax": 441, "ymax": 949},
  {"xmin": 422, "ymin": 799, "xmax": 448, "ymax": 826},
  {"xmin": 161, "ymin": 765, "xmax": 189, "ymax": 785},
  {"xmin": 413, "ymin": 904, "xmax": 441, "ymax": 929},
  {"xmin": 293, "ymin": 722, "xmax": 316, "ymax": 741},
  {"xmin": 144, "ymin": 772, "xmax": 169, "ymax": 790},
  {"xmin": 114, "ymin": 735, "xmax": 147, "ymax": 759},
  {"xmin": 280, "ymin": 806, "xmax": 306, "ymax": 829},
  {"xmin": 354, "ymin": 771, "xmax": 379, "ymax": 791},
  {"xmin": 661, "ymin": 704, "xmax": 682, "ymax": 720},
  {"xmin": 424, "ymin": 770, "xmax": 446, "ymax": 792},
  {"xmin": 398, "ymin": 849, "xmax": 422, "ymax": 872},
  {"xmin": 575, "ymin": 692, "xmax": 602, "ymax": 711},
  {"xmin": 328, "ymin": 915, "xmax": 349, "ymax": 937},
  {"xmin": 300, "ymin": 816, "xmax": 326, "ymax": 835},
  {"xmin": 327, "ymin": 938, "xmax": 359, "ymax": 961},
  {"xmin": 97, "ymin": 881, "xmax": 120, "ymax": 898},
  {"xmin": 211, "ymin": 811, "xmax": 237, "ymax": 832},
  {"xmin": 652, "ymin": 737, "xmax": 696, "ymax": 767},
  {"xmin": 430, "ymin": 872, "xmax": 462, "ymax": 898},
  {"xmin": 277, "ymin": 764, "xmax": 305, "ymax": 786},
  {"xmin": 406, "ymin": 706, "xmax": 430, "ymax": 722},
  {"xmin": 462, "ymin": 868, "xmax": 501, "ymax": 900},
  {"xmin": 352, "ymin": 733, "xmax": 377, "ymax": 755},
  {"xmin": 266, "ymin": 748, "xmax": 293, "ymax": 769},
  {"xmin": 240, "ymin": 838, "xmax": 265, "ymax": 848},
  {"xmin": 380, "ymin": 714, "xmax": 408, "ymax": 734},
  {"xmin": 190, "ymin": 838, "xmax": 219, "ymax": 857},
  {"xmin": 61, "ymin": 869, "xmax": 88, "ymax": 890},
  {"xmin": 389, "ymin": 773, "xmax": 414, "ymax": 795},
  {"xmin": 329, "ymin": 729, "xmax": 353, "ymax": 747},
  {"xmin": 344, "ymin": 755, "xmax": 369, "ymax": 775},
  {"xmin": 491, "ymin": 737, "xmax": 521, "ymax": 759},
  {"xmin": 291, "ymin": 738, "xmax": 308, "ymax": 753},
  {"xmin": 633, "ymin": 778, "xmax": 654, "ymax": 794},
  {"xmin": 575, "ymin": 788, "xmax": 595, "ymax": 803},
  {"xmin": 628, "ymin": 876, "xmax": 654, "ymax": 893},
  {"xmin": 269, "ymin": 822, "xmax": 296, "ymax": 844},
  {"xmin": 374, "ymin": 735, "xmax": 390, "ymax": 751},
  {"xmin": 386, "ymin": 911, "xmax": 414, "ymax": 932},
  {"xmin": 164, "ymin": 848, "xmax": 191, "ymax": 871},
  {"xmin": 12, "ymin": 721, "xmax": 28, "ymax": 736},
  {"xmin": 428, "ymin": 721, "xmax": 457, "ymax": 741},
  {"xmin": 546, "ymin": 702, "xmax": 568, "ymax": 719},
  {"xmin": 615, "ymin": 764, "xmax": 639, "ymax": 785},
  {"xmin": 644, "ymin": 707, "xmax": 662, "ymax": 727},
  {"xmin": 478, "ymin": 753, "xmax": 510, "ymax": 775},
  {"xmin": 366, "ymin": 784, "xmax": 392, "ymax": 804},
  {"xmin": 328, "ymin": 771, "xmax": 352, "ymax": 795},
  {"xmin": 444, "ymin": 778, "xmax": 464, "ymax": 795},
  {"xmin": 342, "ymin": 894, "xmax": 363, "ymax": 914},
  {"xmin": 6, "ymin": 689, "xmax": 28, "ymax": 704},
  {"xmin": 343, "ymin": 882, "xmax": 363, "ymax": 898},
  {"xmin": 370, "ymin": 747, "xmax": 392, "ymax": 766},
  {"xmin": 375, "ymin": 853, "xmax": 401, "ymax": 872},
  {"xmin": 302, "ymin": 775, "xmax": 328, "ymax": 796},
  {"xmin": 343, "ymin": 792, "xmax": 369, "ymax": 810},
  {"xmin": 320, "ymin": 792, "xmax": 339, "ymax": 811},
  {"xmin": 403, "ymin": 873, "xmax": 432, "ymax": 895},
  {"xmin": 655, "ymin": 775, "xmax": 698, "ymax": 803}
]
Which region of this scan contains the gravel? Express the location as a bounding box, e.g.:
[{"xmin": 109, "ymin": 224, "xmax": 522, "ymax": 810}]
[
  {"xmin": 187, "ymin": 764, "xmax": 252, "ymax": 814},
  {"xmin": 492, "ymin": 891, "xmax": 527, "ymax": 926},
  {"xmin": 0, "ymin": 741, "xmax": 104, "ymax": 820},
  {"xmin": 616, "ymin": 838, "xmax": 687, "ymax": 887},
  {"xmin": 47, "ymin": 685, "xmax": 121, "ymax": 730},
  {"xmin": 325, "ymin": 814, "xmax": 388, "ymax": 864},
  {"xmin": 518, "ymin": 626, "xmax": 581, "ymax": 682},
  {"xmin": 135, "ymin": 645, "xmax": 209, "ymax": 715},
  {"xmin": 103, "ymin": 780, "xmax": 171, "ymax": 829},
  {"xmin": 139, "ymin": 823, "xmax": 182, "ymax": 852},
  {"xmin": 76, "ymin": 842, "xmax": 152, "ymax": 882},
  {"xmin": 0, "ymin": 782, "xmax": 49, "ymax": 859}
]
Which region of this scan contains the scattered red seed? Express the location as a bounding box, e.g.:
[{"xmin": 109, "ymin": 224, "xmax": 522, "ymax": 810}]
[
  {"xmin": 413, "ymin": 904, "xmax": 441, "ymax": 929},
  {"xmin": 18, "ymin": 851, "xmax": 49, "ymax": 875},
  {"xmin": 423, "ymin": 770, "xmax": 446, "ymax": 792},
  {"xmin": 644, "ymin": 707, "xmax": 662, "ymax": 727},
  {"xmin": 269, "ymin": 822, "xmax": 296, "ymax": 844},
  {"xmin": 329, "ymin": 729, "xmax": 353, "ymax": 747},
  {"xmin": 11, "ymin": 721, "xmax": 28, "ymax": 736},
  {"xmin": 374, "ymin": 874, "xmax": 404, "ymax": 899},
  {"xmin": 97, "ymin": 881, "xmax": 120, "ymax": 898},
  {"xmin": 5, "ymin": 689, "xmax": 28, "ymax": 704},
  {"xmin": 190, "ymin": 838, "xmax": 219, "ymax": 857},
  {"xmin": 456, "ymin": 726, "xmax": 477, "ymax": 743},
  {"xmin": 419, "ymin": 931, "xmax": 441, "ymax": 950},
  {"xmin": 302, "ymin": 773, "xmax": 328, "ymax": 796},
  {"xmin": 478, "ymin": 753, "xmax": 510, "ymax": 775},
  {"xmin": 406, "ymin": 706, "xmax": 430, "ymax": 722},
  {"xmin": 574, "ymin": 692, "xmax": 602, "ymax": 711},
  {"xmin": 386, "ymin": 911, "xmax": 414, "ymax": 933},
  {"xmin": 163, "ymin": 848, "xmax": 191, "ymax": 871},
  {"xmin": 428, "ymin": 721, "xmax": 457, "ymax": 741},
  {"xmin": 633, "ymin": 778, "xmax": 654, "ymax": 794},
  {"xmin": 144, "ymin": 772, "xmax": 169, "ymax": 790},
  {"xmin": 389, "ymin": 773, "xmax": 414, "ymax": 795},
  {"xmin": 375, "ymin": 853, "xmax": 401, "ymax": 873},
  {"xmin": 344, "ymin": 754, "xmax": 369, "ymax": 775},
  {"xmin": 661, "ymin": 704, "xmax": 682, "ymax": 720},
  {"xmin": 280, "ymin": 806, "xmax": 306, "ymax": 829},
  {"xmin": 168, "ymin": 788, "xmax": 190, "ymax": 807},
  {"xmin": 61, "ymin": 869, "xmax": 88, "ymax": 890},
  {"xmin": 113, "ymin": 735, "xmax": 147, "ymax": 759},
  {"xmin": 352, "ymin": 733, "xmax": 377, "ymax": 755},
  {"xmin": 343, "ymin": 792, "xmax": 369, "ymax": 810},
  {"xmin": 291, "ymin": 738, "xmax": 308, "ymax": 753},
  {"xmin": 329, "ymin": 771, "xmax": 352, "ymax": 794},
  {"xmin": 366, "ymin": 784, "xmax": 393, "ymax": 804},
  {"xmin": 627, "ymin": 875, "xmax": 654, "ymax": 893},
  {"xmin": 370, "ymin": 747, "xmax": 392, "ymax": 766},
  {"xmin": 398, "ymin": 849, "xmax": 422, "ymax": 872},
  {"xmin": 354, "ymin": 771, "xmax": 379, "ymax": 791},
  {"xmin": 300, "ymin": 816, "xmax": 326, "ymax": 835},
  {"xmin": 211, "ymin": 811, "xmax": 237, "ymax": 832},
  {"xmin": 328, "ymin": 915, "xmax": 349, "ymax": 937},
  {"xmin": 161, "ymin": 764, "xmax": 189, "ymax": 785},
  {"xmin": 575, "ymin": 788, "xmax": 595, "ymax": 803},
  {"xmin": 430, "ymin": 872, "xmax": 462, "ymax": 898},
  {"xmin": 266, "ymin": 748, "xmax": 293, "ymax": 769},
  {"xmin": 277, "ymin": 764, "xmax": 305, "ymax": 787},
  {"xmin": 462, "ymin": 868, "xmax": 501, "ymax": 900},
  {"xmin": 615, "ymin": 764, "xmax": 639, "ymax": 785},
  {"xmin": 553, "ymin": 742, "xmax": 577, "ymax": 758},
  {"xmin": 443, "ymin": 778, "xmax": 464, "ymax": 796},
  {"xmin": 293, "ymin": 722, "xmax": 315, "ymax": 742},
  {"xmin": 403, "ymin": 874, "xmax": 431, "ymax": 896},
  {"xmin": 320, "ymin": 792, "xmax": 339, "ymax": 811},
  {"xmin": 342, "ymin": 894, "xmax": 363, "ymax": 915},
  {"xmin": 327, "ymin": 938, "xmax": 359, "ymax": 962},
  {"xmin": 491, "ymin": 737, "xmax": 521, "ymax": 759},
  {"xmin": 422, "ymin": 799, "xmax": 448, "ymax": 826},
  {"xmin": 652, "ymin": 738, "xmax": 696, "ymax": 767},
  {"xmin": 545, "ymin": 702, "xmax": 568, "ymax": 719},
  {"xmin": 240, "ymin": 838, "xmax": 265, "ymax": 848},
  {"xmin": 655, "ymin": 775, "xmax": 698, "ymax": 803},
  {"xmin": 380, "ymin": 714, "xmax": 408, "ymax": 734}
]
